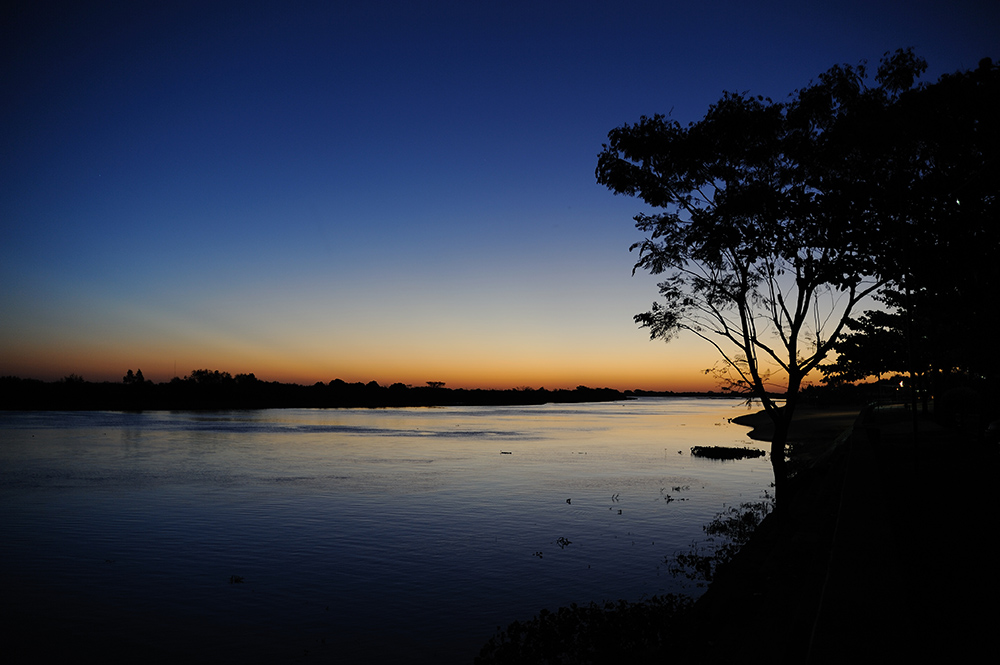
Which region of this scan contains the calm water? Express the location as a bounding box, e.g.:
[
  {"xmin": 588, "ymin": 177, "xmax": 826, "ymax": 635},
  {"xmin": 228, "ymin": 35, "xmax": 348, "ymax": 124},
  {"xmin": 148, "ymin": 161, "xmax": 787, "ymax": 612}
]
[{"xmin": 1, "ymin": 397, "xmax": 771, "ymax": 663}]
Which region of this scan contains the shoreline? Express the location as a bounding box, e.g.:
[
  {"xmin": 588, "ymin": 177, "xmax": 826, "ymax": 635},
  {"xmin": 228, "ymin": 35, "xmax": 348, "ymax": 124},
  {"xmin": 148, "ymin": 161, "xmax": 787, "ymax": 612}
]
[
  {"xmin": 678, "ymin": 404, "xmax": 999, "ymax": 662},
  {"xmin": 730, "ymin": 405, "xmax": 860, "ymax": 444}
]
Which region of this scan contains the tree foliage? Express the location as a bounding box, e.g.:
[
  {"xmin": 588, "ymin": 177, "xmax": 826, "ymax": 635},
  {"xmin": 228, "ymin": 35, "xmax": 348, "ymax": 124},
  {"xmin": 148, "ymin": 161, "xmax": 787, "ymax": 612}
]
[
  {"xmin": 818, "ymin": 305, "xmax": 909, "ymax": 385},
  {"xmin": 186, "ymin": 368, "xmax": 233, "ymax": 385},
  {"xmin": 596, "ymin": 49, "xmax": 933, "ymax": 501},
  {"xmin": 820, "ymin": 57, "xmax": 1000, "ymax": 393},
  {"xmin": 122, "ymin": 368, "xmax": 145, "ymax": 385}
]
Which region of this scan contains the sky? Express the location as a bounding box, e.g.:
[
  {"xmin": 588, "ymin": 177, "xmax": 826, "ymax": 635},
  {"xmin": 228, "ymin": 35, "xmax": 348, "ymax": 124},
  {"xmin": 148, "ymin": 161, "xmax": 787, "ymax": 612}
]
[{"xmin": 2, "ymin": 1, "xmax": 998, "ymax": 391}]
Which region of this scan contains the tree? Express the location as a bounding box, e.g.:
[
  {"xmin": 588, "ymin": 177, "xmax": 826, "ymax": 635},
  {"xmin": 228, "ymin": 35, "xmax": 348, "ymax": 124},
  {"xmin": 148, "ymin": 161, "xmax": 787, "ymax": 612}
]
[
  {"xmin": 596, "ymin": 50, "xmax": 928, "ymax": 504},
  {"xmin": 820, "ymin": 285, "xmax": 984, "ymax": 412},
  {"xmin": 821, "ymin": 57, "xmax": 1000, "ymax": 400},
  {"xmin": 123, "ymin": 369, "xmax": 146, "ymax": 385},
  {"xmin": 187, "ymin": 369, "xmax": 233, "ymax": 385},
  {"xmin": 818, "ymin": 305, "xmax": 910, "ymax": 386},
  {"xmin": 235, "ymin": 372, "xmax": 258, "ymax": 385}
]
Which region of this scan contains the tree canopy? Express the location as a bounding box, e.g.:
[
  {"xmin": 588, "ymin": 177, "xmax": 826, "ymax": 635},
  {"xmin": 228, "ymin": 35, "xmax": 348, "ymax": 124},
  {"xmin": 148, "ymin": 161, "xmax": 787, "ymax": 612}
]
[
  {"xmin": 820, "ymin": 56, "xmax": 1000, "ymax": 395},
  {"xmin": 596, "ymin": 49, "xmax": 963, "ymax": 501}
]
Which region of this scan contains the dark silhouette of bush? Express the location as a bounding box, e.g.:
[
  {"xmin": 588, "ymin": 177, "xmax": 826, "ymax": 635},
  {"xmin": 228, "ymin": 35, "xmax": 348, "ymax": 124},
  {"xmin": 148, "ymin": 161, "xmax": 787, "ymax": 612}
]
[
  {"xmin": 476, "ymin": 595, "xmax": 695, "ymax": 664},
  {"xmin": 0, "ymin": 372, "xmax": 629, "ymax": 411}
]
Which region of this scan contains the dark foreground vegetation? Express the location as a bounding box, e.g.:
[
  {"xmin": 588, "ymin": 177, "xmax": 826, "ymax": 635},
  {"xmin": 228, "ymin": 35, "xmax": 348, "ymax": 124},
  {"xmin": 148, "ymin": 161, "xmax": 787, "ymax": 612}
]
[
  {"xmin": 0, "ymin": 372, "xmax": 628, "ymax": 411},
  {"xmin": 476, "ymin": 594, "xmax": 696, "ymax": 664}
]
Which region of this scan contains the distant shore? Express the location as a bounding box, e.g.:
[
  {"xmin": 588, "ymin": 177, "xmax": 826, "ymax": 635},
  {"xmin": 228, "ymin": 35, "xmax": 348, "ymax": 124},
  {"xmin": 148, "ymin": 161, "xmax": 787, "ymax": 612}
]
[
  {"xmin": 0, "ymin": 375, "xmax": 625, "ymax": 410},
  {"xmin": 1, "ymin": 375, "xmax": 755, "ymax": 411}
]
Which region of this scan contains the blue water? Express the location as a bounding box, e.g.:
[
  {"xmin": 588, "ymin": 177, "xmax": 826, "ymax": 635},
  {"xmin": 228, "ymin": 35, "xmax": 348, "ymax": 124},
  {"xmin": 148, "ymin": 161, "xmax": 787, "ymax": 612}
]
[{"xmin": 0, "ymin": 398, "xmax": 771, "ymax": 663}]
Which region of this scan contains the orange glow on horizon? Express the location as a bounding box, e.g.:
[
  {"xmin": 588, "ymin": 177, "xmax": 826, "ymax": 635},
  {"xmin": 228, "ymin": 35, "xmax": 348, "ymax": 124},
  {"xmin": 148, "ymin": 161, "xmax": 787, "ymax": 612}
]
[
  {"xmin": 0, "ymin": 323, "xmax": 735, "ymax": 393},
  {"xmin": 1, "ymin": 351, "xmax": 723, "ymax": 393}
]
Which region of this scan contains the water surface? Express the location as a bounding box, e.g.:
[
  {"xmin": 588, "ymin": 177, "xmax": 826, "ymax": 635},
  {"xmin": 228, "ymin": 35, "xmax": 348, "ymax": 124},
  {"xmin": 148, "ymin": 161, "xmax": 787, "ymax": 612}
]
[{"xmin": 1, "ymin": 397, "xmax": 770, "ymax": 663}]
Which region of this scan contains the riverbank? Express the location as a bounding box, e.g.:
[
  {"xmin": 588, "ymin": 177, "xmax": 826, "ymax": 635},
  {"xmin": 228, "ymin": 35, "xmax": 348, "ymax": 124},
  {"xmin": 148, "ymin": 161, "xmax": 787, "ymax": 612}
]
[
  {"xmin": 681, "ymin": 404, "xmax": 999, "ymax": 663},
  {"xmin": 0, "ymin": 375, "xmax": 627, "ymax": 410},
  {"xmin": 730, "ymin": 406, "xmax": 861, "ymax": 445}
]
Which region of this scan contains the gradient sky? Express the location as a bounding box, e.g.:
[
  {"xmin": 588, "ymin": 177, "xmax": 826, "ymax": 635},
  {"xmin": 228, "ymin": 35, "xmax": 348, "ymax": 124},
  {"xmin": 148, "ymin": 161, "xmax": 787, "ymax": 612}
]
[{"xmin": 3, "ymin": 1, "xmax": 997, "ymax": 390}]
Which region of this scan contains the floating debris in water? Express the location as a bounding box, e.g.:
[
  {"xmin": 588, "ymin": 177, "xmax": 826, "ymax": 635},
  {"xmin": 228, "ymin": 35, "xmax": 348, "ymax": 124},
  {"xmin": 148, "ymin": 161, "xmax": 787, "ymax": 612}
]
[
  {"xmin": 690, "ymin": 446, "xmax": 766, "ymax": 460},
  {"xmin": 556, "ymin": 537, "xmax": 571, "ymax": 549},
  {"xmin": 229, "ymin": 575, "xmax": 245, "ymax": 584}
]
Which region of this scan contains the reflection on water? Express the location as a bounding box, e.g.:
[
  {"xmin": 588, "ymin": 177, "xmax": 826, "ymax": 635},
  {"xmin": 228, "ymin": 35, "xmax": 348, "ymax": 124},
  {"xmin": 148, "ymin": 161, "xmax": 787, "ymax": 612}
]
[{"xmin": 0, "ymin": 398, "xmax": 769, "ymax": 663}]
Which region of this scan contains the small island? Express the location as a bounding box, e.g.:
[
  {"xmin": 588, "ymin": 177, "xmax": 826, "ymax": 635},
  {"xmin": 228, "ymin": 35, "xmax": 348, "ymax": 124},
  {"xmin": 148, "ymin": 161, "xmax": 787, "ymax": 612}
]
[{"xmin": 690, "ymin": 445, "xmax": 766, "ymax": 460}]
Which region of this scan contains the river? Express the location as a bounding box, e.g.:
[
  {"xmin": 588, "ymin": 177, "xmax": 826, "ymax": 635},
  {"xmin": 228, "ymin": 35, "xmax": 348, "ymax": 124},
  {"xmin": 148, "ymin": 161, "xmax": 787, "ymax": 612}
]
[{"xmin": 0, "ymin": 397, "xmax": 771, "ymax": 663}]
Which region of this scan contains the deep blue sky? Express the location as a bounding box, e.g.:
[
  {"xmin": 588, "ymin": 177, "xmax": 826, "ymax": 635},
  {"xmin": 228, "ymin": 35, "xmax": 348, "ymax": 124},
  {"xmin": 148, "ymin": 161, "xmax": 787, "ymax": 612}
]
[{"xmin": 3, "ymin": 1, "xmax": 997, "ymax": 388}]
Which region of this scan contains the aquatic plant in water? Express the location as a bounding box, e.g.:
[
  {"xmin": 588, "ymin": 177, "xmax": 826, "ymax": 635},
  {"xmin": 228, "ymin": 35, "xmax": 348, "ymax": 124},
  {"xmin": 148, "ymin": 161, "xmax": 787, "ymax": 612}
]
[
  {"xmin": 668, "ymin": 494, "xmax": 773, "ymax": 584},
  {"xmin": 690, "ymin": 446, "xmax": 767, "ymax": 460},
  {"xmin": 475, "ymin": 595, "xmax": 695, "ymax": 664}
]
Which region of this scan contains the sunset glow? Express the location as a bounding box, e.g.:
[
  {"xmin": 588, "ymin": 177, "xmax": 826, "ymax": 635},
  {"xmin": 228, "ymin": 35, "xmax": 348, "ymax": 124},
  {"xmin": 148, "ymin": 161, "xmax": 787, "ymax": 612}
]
[{"xmin": 2, "ymin": 1, "xmax": 996, "ymax": 391}]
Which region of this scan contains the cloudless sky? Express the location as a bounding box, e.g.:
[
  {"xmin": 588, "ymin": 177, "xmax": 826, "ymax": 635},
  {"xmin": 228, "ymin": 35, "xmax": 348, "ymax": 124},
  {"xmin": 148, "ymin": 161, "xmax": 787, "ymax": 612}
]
[{"xmin": 2, "ymin": 1, "xmax": 997, "ymax": 390}]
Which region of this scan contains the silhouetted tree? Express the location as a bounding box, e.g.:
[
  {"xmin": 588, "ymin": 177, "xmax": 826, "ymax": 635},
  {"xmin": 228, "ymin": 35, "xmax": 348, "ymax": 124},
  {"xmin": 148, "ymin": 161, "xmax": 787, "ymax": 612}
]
[
  {"xmin": 123, "ymin": 369, "xmax": 146, "ymax": 385},
  {"xmin": 819, "ymin": 305, "xmax": 910, "ymax": 385},
  {"xmin": 187, "ymin": 369, "xmax": 232, "ymax": 385},
  {"xmin": 596, "ymin": 50, "xmax": 929, "ymax": 504},
  {"xmin": 820, "ymin": 57, "xmax": 1000, "ymax": 405}
]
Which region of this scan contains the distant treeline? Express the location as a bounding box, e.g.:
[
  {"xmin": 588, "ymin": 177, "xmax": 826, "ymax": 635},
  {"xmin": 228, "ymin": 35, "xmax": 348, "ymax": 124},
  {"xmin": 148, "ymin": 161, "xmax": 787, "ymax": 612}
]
[{"xmin": 0, "ymin": 371, "xmax": 634, "ymax": 410}]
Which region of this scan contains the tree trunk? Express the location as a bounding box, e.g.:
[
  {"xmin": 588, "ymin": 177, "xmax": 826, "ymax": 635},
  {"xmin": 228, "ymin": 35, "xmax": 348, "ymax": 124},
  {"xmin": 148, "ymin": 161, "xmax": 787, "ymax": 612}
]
[{"xmin": 770, "ymin": 413, "xmax": 791, "ymax": 510}]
